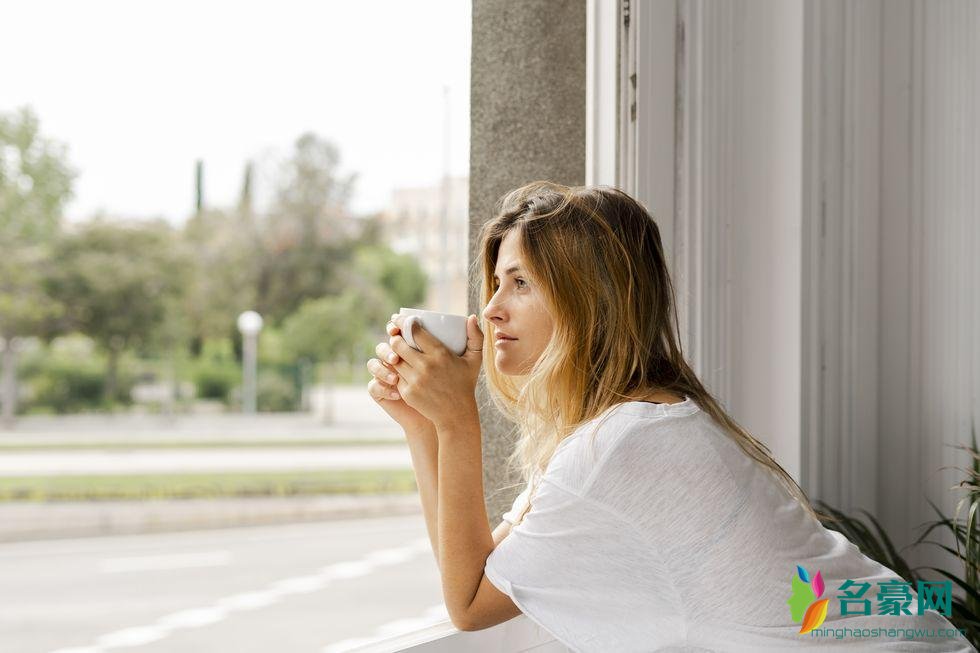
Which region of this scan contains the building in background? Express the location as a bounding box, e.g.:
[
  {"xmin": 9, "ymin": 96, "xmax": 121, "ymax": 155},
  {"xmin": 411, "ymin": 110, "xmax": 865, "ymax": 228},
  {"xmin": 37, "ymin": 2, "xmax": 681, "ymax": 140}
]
[{"xmin": 382, "ymin": 176, "xmax": 469, "ymax": 316}]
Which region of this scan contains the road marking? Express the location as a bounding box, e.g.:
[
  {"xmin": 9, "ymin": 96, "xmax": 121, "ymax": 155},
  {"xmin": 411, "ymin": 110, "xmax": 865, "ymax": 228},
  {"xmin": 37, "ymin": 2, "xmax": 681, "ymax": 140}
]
[
  {"xmin": 99, "ymin": 550, "xmax": 232, "ymax": 573},
  {"xmin": 47, "ymin": 536, "xmax": 432, "ymax": 653}
]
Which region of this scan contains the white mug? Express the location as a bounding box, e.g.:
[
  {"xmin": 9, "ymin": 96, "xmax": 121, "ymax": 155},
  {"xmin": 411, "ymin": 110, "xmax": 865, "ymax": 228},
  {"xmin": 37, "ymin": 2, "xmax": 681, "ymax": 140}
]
[{"xmin": 398, "ymin": 307, "xmax": 468, "ymax": 356}]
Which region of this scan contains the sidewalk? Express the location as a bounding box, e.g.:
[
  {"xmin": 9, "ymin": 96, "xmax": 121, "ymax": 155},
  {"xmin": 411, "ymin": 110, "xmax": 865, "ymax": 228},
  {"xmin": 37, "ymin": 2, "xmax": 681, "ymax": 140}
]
[
  {"xmin": 0, "ymin": 384, "xmax": 401, "ymax": 447},
  {"xmin": 0, "ymin": 445, "xmax": 411, "ymax": 476},
  {"xmin": 0, "ymin": 493, "xmax": 423, "ymax": 542},
  {"xmin": 0, "ymin": 385, "xmax": 427, "ymax": 542}
]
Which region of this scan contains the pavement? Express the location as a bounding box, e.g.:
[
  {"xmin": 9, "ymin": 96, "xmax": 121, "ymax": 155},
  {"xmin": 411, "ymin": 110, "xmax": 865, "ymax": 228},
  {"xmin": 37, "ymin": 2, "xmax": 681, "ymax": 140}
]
[
  {"xmin": 0, "ymin": 385, "xmax": 423, "ymax": 542},
  {"xmin": 0, "ymin": 384, "xmax": 402, "ymax": 447},
  {"xmin": 0, "ymin": 494, "xmax": 423, "ymax": 543},
  {"xmin": 0, "ymin": 446, "xmax": 411, "ymax": 476}
]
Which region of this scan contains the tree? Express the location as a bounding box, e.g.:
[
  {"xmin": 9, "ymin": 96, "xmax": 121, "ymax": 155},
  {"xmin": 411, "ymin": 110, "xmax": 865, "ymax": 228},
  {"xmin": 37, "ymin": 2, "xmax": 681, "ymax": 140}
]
[
  {"xmin": 182, "ymin": 206, "xmax": 261, "ymax": 352},
  {"xmin": 350, "ymin": 244, "xmax": 428, "ymax": 310},
  {"xmin": 0, "ymin": 106, "xmax": 76, "ymax": 423},
  {"xmin": 256, "ymin": 133, "xmax": 360, "ymax": 323},
  {"xmin": 45, "ymin": 218, "xmax": 190, "ymax": 402},
  {"xmin": 269, "ymin": 132, "xmax": 358, "ymax": 245},
  {"xmin": 282, "ymin": 285, "xmax": 390, "ymax": 370},
  {"xmin": 0, "ymin": 106, "xmax": 76, "ymax": 245}
]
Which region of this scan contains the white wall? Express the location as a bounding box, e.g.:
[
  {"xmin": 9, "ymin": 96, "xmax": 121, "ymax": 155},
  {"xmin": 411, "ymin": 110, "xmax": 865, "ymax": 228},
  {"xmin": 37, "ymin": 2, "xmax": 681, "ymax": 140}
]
[
  {"xmin": 640, "ymin": 0, "xmax": 806, "ymax": 480},
  {"xmin": 631, "ymin": 0, "xmax": 980, "ymax": 573}
]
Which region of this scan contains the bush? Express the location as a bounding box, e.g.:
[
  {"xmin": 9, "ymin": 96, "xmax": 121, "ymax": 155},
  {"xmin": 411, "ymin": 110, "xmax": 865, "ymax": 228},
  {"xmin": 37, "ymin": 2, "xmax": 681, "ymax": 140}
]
[
  {"xmin": 257, "ymin": 370, "xmax": 299, "ymax": 412},
  {"xmin": 193, "ymin": 363, "xmax": 238, "ymax": 401},
  {"xmin": 20, "ymin": 355, "xmax": 135, "ymax": 414}
]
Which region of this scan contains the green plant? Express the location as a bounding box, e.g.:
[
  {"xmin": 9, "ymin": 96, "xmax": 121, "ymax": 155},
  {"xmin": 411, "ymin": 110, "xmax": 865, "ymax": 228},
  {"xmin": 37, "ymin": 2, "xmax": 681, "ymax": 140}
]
[
  {"xmin": 192, "ymin": 362, "xmax": 237, "ymax": 402},
  {"xmin": 256, "ymin": 369, "xmax": 299, "ymax": 412},
  {"xmin": 914, "ymin": 422, "xmax": 980, "ymax": 643},
  {"xmin": 19, "ymin": 349, "xmax": 135, "ymax": 414},
  {"xmin": 814, "ymin": 421, "xmax": 980, "ymax": 648}
]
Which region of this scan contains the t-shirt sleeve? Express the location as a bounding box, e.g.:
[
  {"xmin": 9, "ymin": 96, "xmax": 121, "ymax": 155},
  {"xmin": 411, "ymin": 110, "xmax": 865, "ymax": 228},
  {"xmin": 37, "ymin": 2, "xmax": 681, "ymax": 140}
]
[
  {"xmin": 484, "ymin": 475, "xmax": 683, "ymax": 649},
  {"xmin": 498, "ymin": 481, "xmax": 533, "ymax": 526}
]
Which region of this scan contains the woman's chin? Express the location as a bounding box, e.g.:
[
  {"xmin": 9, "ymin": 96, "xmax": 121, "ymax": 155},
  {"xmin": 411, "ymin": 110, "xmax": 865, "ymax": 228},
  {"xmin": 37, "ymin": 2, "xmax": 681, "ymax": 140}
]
[{"xmin": 494, "ymin": 355, "xmax": 533, "ymax": 377}]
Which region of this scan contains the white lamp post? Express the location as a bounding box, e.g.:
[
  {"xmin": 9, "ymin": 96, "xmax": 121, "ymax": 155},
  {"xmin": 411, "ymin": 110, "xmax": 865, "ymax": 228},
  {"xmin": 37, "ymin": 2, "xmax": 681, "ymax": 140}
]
[{"xmin": 236, "ymin": 310, "xmax": 263, "ymax": 414}]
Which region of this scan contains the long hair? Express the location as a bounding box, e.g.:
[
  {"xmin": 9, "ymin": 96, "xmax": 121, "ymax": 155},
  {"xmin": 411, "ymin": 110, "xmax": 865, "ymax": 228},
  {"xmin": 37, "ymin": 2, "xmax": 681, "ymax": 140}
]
[{"xmin": 474, "ymin": 180, "xmax": 830, "ymax": 526}]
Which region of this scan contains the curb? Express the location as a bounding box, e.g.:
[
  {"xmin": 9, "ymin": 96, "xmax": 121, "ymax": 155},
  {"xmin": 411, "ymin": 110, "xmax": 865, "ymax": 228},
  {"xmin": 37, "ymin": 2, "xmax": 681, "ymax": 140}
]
[{"xmin": 0, "ymin": 493, "xmax": 423, "ymax": 543}]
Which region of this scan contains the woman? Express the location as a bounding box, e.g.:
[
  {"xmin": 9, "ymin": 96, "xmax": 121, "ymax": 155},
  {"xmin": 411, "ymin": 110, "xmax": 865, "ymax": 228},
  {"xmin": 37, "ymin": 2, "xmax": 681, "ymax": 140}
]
[{"xmin": 365, "ymin": 181, "xmax": 974, "ymax": 652}]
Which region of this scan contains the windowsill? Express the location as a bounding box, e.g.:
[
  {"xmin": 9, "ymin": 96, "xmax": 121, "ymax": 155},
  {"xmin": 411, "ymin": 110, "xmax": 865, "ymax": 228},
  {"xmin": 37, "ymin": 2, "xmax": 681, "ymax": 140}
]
[{"xmin": 343, "ymin": 614, "xmax": 567, "ymax": 652}]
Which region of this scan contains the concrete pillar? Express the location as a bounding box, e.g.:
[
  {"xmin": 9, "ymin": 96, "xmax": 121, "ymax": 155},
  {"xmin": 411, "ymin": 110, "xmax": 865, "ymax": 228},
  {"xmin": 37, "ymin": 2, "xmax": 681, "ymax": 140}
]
[{"xmin": 469, "ymin": 0, "xmax": 587, "ymax": 523}]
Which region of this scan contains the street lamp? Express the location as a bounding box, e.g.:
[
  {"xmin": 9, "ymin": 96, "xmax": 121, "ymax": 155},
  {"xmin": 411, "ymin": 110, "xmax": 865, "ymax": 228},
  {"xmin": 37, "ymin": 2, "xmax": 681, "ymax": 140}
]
[{"xmin": 236, "ymin": 310, "xmax": 263, "ymax": 414}]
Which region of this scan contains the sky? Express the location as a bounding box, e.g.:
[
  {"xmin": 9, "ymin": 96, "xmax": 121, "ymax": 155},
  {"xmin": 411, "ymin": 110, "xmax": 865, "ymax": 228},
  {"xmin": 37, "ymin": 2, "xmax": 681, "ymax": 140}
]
[{"xmin": 1, "ymin": 0, "xmax": 471, "ymax": 224}]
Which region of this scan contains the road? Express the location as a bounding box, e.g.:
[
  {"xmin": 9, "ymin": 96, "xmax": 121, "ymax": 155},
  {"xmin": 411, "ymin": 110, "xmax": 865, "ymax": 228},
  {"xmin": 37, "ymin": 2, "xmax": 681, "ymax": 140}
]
[
  {"xmin": 0, "ymin": 446, "xmax": 412, "ymax": 476},
  {"xmin": 0, "ymin": 516, "xmax": 447, "ymax": 653}
]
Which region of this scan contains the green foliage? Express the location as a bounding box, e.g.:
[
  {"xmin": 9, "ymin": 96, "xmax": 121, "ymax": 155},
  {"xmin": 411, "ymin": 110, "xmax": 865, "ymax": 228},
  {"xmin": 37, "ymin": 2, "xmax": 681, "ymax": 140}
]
[
  {"xmin": 254, "ymin": 132, "xmax": 360, "ymax": 323},
  {"xmin": 19, "ymin": 343, "xmax": 136, "ymax": 414},
  {"xmin": 815, "ymin": 421, "xmax": 980, "ymax": 649},
  {"xmin": 189, "ymin": 337, "xmax": 238, "ymax": 402},
  {"xmin": 1, "ymin": 109, "xmax": 425, "ymax": 416},
  {"xmin": 257, "ymin": 325, "xmax": 290, "ymax": 366},
  {"xmin": 192, "ymin": 362, "xmax": 237, "ymax": 401},
  {"xmin": 352, "ymin": 244, "xmax": 428, "ymax": 309},
  {"xmin": 0, "ymin": 106, "xmax": 75, "ymax": 344},
  {"xmin": 182, "ymin": 207, "xmax": 261, "ymax": 344},
  {"xmin": 44, "ymin": 218, "xmax": 191, "ymax": 401},
  {"xmin": 0, "ymin": 105, "xmax": 77, "ymax": 245},
  {"xmin": 282, "ymin": 286, "xmax": 390, "ymax": 365},
  {"xmin": 0, "ymin": 245, "xmax": 64, "ymax": 340},
  {"xmin": 269, "ymin": 132, "xmax": 358, "ymax": 244},
  {"xmin": 256, "ymin": 369, "xmax": 299, "ymax": 412}
]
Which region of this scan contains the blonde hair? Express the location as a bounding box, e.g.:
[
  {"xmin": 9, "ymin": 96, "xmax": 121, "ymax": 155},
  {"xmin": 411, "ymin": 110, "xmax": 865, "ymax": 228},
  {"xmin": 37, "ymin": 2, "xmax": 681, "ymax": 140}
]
[{"xmin": 474, "ymin": 181, "xmax": 830, "ymax": 526}]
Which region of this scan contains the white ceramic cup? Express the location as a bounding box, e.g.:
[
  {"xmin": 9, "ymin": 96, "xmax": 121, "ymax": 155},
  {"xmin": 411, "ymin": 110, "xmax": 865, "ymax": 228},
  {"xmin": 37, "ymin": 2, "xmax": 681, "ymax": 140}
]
[{"xmin": 398, "ymin": 307, "xmax": 468, "ymax": 356}]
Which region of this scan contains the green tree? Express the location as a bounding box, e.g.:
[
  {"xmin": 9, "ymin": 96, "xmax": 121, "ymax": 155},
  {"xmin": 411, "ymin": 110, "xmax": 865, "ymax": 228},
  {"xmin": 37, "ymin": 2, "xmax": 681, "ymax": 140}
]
[
  {"xmin": 350, "ymin": 244, "xmax": 428, "ymax": 310},
  {"xmin": 256, "ymin": 133, "xmax": 360, "ymax": 323},
  {"xmin": 270, "ymin": 132, "xmax": 357, "ymax": 244},
  {"xmin": 45, "ymin": 218, "xmax": 190, "ymax": 403},
  {"xmin": 282, "ymin": 286, "xmax": 390, "ymax": 369},
  {"xmin": 0, "ymin": 106, "xmax": 76, "ymax": 245},
  {"xmin": 0, "ymin": 106, "xmax": 76, "ymax": 423},
  {"xmin": 182, "ymin": 206, "xmax": 261, "ymax": 352}
]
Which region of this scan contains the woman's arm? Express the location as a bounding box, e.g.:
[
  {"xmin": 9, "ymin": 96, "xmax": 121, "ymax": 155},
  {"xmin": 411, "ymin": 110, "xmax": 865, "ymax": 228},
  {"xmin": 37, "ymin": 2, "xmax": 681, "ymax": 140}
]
[
  {"xmin": 434, "ymin": 406, "xmax": 497, "ymax": 627},
  {"xmin": 405, "ymin": 424, "xmax": 441, "ymax": 569}
]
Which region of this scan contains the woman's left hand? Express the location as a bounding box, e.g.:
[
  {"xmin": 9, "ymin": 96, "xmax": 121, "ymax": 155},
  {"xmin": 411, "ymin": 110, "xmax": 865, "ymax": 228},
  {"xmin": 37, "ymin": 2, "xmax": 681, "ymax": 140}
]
[{"xmin": 386, "ymin": 313, "xmax": 484, "ymax": 430}]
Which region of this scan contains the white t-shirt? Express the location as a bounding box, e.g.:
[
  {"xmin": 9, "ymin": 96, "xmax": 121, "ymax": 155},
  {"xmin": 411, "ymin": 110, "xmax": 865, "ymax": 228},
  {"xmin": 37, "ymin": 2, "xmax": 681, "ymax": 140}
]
[{"xmin": 484, "ymin": 397, "xmax": 976, "ymax": 652}]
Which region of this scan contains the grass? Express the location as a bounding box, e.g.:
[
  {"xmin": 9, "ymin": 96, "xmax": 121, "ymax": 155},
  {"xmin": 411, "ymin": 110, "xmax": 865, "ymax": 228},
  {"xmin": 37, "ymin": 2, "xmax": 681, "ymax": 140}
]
[{"xmin": 0, "ymin": 469, "xmax": 418, "ymax": 502}]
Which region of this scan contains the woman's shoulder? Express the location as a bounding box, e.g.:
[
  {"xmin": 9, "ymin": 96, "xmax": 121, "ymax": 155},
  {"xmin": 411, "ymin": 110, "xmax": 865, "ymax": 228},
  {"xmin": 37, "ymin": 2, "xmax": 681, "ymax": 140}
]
[{"xmin": 543, "ymin": 398, "xmax": 710, "ymax": 493}]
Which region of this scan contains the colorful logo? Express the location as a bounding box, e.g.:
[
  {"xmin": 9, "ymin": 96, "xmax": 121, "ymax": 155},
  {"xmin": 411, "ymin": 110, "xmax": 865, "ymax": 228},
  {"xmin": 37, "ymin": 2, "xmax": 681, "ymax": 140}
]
[{"xmin": 788, "ymin": 565, "xmax": 829, "ymax": 634}]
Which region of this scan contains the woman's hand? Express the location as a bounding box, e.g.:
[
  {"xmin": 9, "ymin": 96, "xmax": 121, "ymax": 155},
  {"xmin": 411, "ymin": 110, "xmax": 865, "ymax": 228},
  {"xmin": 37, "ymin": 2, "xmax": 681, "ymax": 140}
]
[
  {"xmin": 387, "ymin": 312, "xmax": 484, "ymax": 431},
  {"xmin": 366, "ymin": 314, "xmax": 436, "ymax": 435}
]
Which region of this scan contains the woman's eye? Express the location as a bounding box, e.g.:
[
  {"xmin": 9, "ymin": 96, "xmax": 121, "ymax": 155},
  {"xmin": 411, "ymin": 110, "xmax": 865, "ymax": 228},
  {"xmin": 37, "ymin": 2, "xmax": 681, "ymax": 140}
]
[{"xmin": 492, "ymin": 278, "xmax": 527, "ymax": 291}]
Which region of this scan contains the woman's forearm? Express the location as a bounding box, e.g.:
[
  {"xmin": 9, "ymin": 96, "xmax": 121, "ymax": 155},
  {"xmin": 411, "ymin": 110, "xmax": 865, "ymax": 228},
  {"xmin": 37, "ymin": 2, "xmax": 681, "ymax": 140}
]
[
  {"xmin": 405, "ymin": 425, "xmax": 441, "ymax": 569},
  {"xmin": 435, "ymin": 408, "xmax": 494, "ymax": 623}
]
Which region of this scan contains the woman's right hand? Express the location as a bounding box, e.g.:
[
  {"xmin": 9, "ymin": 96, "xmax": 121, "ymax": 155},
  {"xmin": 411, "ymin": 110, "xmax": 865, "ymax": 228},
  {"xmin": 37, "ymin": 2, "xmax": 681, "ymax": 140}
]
[{"xmin": 366, "ymin": 314, "xmax": 436, "ymax": 435}]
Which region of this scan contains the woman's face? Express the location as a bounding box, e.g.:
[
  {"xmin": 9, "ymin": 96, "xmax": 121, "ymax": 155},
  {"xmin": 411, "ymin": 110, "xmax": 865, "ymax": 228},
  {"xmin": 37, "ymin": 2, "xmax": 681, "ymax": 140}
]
[{"xmin": 481, "ymin": 229, "xmax": 555, "ymax": 375}]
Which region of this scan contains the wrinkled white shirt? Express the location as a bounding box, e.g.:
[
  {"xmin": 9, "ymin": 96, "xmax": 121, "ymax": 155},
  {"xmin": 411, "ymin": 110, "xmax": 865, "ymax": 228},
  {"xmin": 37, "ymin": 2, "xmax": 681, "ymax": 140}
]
[{"xmin": 484, "ymin": 397, "xmax": 975, "ymax": 652}]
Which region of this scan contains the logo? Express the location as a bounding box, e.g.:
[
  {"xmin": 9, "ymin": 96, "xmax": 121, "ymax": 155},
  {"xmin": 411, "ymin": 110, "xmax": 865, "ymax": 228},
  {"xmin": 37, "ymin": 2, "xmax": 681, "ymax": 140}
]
[
  {"xmin": 787, "ymin": 565, "xmax": 955, "ymax": 637},
  {"xmin": 788, "ymin": 565, "xmax": 829, "ymax": 634}
]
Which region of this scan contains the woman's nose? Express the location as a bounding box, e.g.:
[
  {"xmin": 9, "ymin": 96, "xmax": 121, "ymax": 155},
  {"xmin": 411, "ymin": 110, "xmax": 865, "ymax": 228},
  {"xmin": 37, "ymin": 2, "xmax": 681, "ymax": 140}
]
[{"xmin": 482, "ymin": 302, "xmax": 500, "ymax": 324}]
